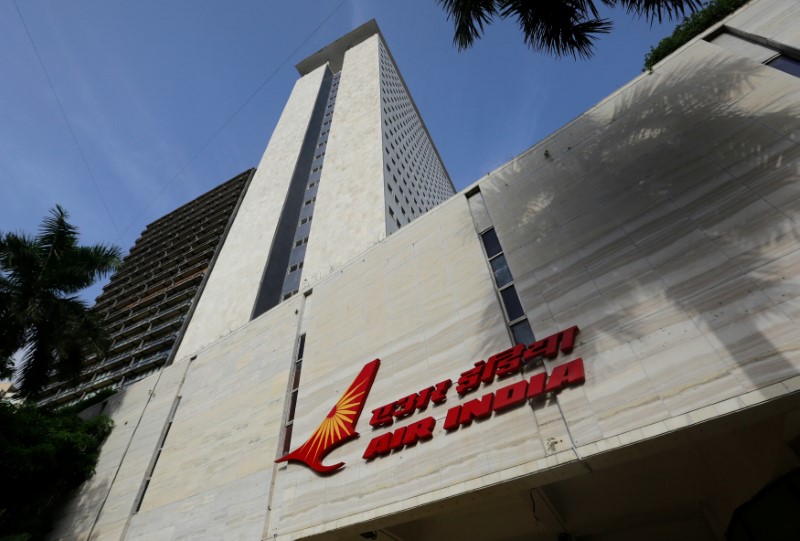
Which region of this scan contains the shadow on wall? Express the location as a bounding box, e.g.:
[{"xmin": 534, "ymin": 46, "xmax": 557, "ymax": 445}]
[{"xmin": 483, "ymin": 40, "xmax": 800, "ymax": 435}]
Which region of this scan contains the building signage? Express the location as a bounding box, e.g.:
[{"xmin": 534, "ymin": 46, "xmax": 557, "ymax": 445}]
[
  {"xmin": 275, "ymin": 359, "xmax": 379, "ymax": 473},
  {"xmin": 277, "ymin": 326, "xmax": 584, "ymax": 474}
]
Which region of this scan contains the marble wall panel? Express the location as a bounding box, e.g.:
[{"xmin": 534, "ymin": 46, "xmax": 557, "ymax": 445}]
[
  {"xmin": 176, "ymin": 67, "xmax": 326, "ymax": 360},
  {"xmin": 477, "ymin": 0, "xmax": 800, "ymax": 476},
  {"xmin": 125, "ymin": 300, "xmax": 299, "ymax": 539},
  {"xmin": 302, "ymin": 35, "xmax": 388, "ymax": 283}
]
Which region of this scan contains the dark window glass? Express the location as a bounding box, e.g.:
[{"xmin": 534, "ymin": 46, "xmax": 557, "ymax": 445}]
[
  {"xmin": 510, "ymin": 320, "xmax": 535, "ymax": 346},
  {"xmin": 480, "ymin": 229, "xmax": 502, "ymax": 259},
  {"xmin": 501, "ymin": 285, "xmax": 525, "ymax": 321},
  {"xmin": 297, "ymin": 334, "xmax": 306, "ymax": 360},
  {"xmin": 135, "ymin": 480, "xmax": 151, "ymax": 512},
  {"xmin": 768, "ymin": 55, "xmax": 800, "ymax": 77},
  {"xmin": 282, "ymin": 424, "xmax": 293, "ymax": 455},
  {"xmin": 288, "ymin": 390, "xmax": 298, "ymax": 422},
  {"xmin": 490, "ymin": 254, "xmax": 513, "ymax": 288},
  {"xmin": 292, "ymin": 360, "xmax": 302, "ymax": 390}
]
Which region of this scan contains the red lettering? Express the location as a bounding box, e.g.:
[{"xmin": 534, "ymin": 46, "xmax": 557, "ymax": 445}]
[
  {"xmin": 483, "ymin": 344, "xmax": 525, "ymax": 383},
  {"xmin": 523, "ymin": 326, "xmax": 581, "ymax": 364},
  {"xmin": 431, "ymin": 379, "xmax": 451, "ymax": 404},
  {"xmin": 363, "ymin": 432, "xmax": 393, "ymax": 460},
  {"xmin": 394, "ymin": 393, "xmax": 417, "ymax": 418},
  {"xmin": 458, "ymin": 393, "xmax": 494, "ymax": 426},
  {"xmin": 456, "ymin": 362, "xmax": 485, "ymax": 395},
  {"xmin": 443, "ymin": 404, "xmax": 461, "ymax": 431},
  {"xmin": 493, "ymin": 380, "xmax": 528, "ymax": 412},
  {"xmin": 559, "ymin": 325, "xmax": 579, "ymax": 354},
  {"xmin": 545, "ymin": 358, "xmax": 585, "ymax": 393},
  {"xmin": 402, "ymin": 417, "xmax": 436, "ymax": 445},
  {"xmin": 527, "ymin": 372, "xmax": 546, "ymax": 399},
  {"xmin": 370, "ymin": 402, "xmax": 397, "ymax": 428},
  {"xmin": 389, "ymin": 426, "xmax": 406, "ymax": 449},
  {"xmin": 363, "ymin": 419, "xmax": 436, "ymax": 461},
  {"xmin": 494, "ymin": 344, "xmax": 525, "ymax": 378},
  {"xmin": 523, "ymin": 334, "xmax": 560, "ymax": 364},
  {"xmin": 415, "ymin": 387, "xmax": 433, "ymax": 410}
]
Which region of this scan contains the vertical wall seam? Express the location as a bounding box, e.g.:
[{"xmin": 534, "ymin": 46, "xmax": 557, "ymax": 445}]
[{"xmin": 261, "ymin": 292, "xmax": 308, "ymax": 540}]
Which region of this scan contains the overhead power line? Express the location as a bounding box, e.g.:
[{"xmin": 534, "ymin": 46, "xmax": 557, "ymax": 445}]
[
  {"xmin": 117, "ymin": 0, "xmax": 348, "ymax": 242},
  {"xmin": 13, "ymin": 0, "xmax": 122, "ymax": 239}
]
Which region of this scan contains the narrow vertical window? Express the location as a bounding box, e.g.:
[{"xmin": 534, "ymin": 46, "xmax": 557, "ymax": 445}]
[
  {"xmin": 478, "ymin": 227, "xmax": 534, "ymax": 344},
  {"xmin": 282, "ymin": 334, "xmax": 305, "ymax": 455}
]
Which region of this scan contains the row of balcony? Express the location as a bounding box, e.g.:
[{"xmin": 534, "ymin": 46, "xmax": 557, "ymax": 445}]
[
  {"xmin": 144, "ymin": 177, "xmax": 244, "ymax": 233},
  {"xmin": 103, "ymin": 281, "xmax": 198, "ymax": 330},
  {"xmin": 139, "ymin": 197, "xmax": 238, "ymax": 250},
  {"xmin": 105, "ymin": 226, "xmax": 222, "ymax": 291},
  {"xmin": 39, "ymin": 349, "xmax": 171, "ymax": 407},
  {"xmin": 97, "ymin": 261, "xmax": 207, "ymax": 316},
  {"xmin": 99, "ymin": 232, "xmax": 220, "ymax": 304}
]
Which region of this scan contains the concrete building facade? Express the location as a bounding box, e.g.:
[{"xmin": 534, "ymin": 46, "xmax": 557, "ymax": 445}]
[
  {"xmin": 39, "ymin": 170, "xmax": 253, "ymax": 408},
  {"xmin": 176, "ymin": 21, "xmax": 454, "ymax": 360},
  {"xmin": 50, "ymin": 1, "xmax": 800, "ymax": 539}
]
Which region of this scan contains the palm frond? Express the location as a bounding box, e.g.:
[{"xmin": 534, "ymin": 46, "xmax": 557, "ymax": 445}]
[
  {"xmin": 38, "ymin": 204, "xmax": 78, "ymax": 260},
  {"xmin": 47, "ymin": 244, "xmax": 122, "ymax": 295},
  {"xmin": 437, "ymin": 0, "xmax": 499, "ymax": 50},
  {"xmin": 615, "ymin": 0, "xmax": 702, "ymax": 22},
  {"xmin": 2, "ymin": 206, "xmax": 122, "ymax": 396},
  {"xmin": 19, "ymin": 324, "xmax": 56, "ymax": 397},
  {"xmin": 501, "ymin": 0, "xmax": 612, "ymax": 59},
  {"xmin": 438, "ymin": 0, "xmax": 700, "ymax": 57}
]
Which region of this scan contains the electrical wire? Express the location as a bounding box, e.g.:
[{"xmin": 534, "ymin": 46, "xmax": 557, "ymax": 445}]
[
  {"xmin": 13, "ymin": 0, "xmax": 122, "ymax": 239},
  {"xmin": 117, "ymin": 0, "xmax": 348, "ymax": 242}
]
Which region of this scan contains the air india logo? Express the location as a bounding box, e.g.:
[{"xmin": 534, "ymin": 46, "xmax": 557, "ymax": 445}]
[
  {"xmin": 275, "ymin": 359, "xmax": 380, "ymax": 474},
  {"xmin": 278, "ymin": 325, "xmax": 586, "ymax": 475}
]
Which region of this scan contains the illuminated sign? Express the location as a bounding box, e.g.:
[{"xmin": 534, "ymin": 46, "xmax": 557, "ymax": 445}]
[{"xmin": 278, "ymin": 326, "xmax": 584, "ymax": 474}]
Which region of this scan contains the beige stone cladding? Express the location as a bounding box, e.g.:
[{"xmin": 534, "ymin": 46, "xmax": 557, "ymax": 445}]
[
  {"xmin": 175, "ymin": 66, "xmax": 328, "ymax": 361},
  {"xmin": 269, "ymin": 1, "xmax": 800, "ymax": 537},
  {"xmin": 48, "ymin": 364, "xmax": 185, "ymax": 540},
  {"xmin": 270, "ymin": 196, "xmax": 518, "ymax": 538},
  {"xmin": 124, "ymin": 296, "xmax": 302, "ymax": 540},
  {"xmin": 301, "ymin": 34, "xmax": 387, "ymax": 286}
]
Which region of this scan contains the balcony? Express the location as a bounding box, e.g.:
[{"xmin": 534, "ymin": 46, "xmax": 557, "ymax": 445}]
[
  {"xmin": 126, "ymin": 351, "xmax": 169, "ymax": 373},
  {"xmin": 148, "ymin": 316, "xmax": 184, "ymax": 338},
  {"xmin": 137, "ymin": 334, "xmax": 176, "ymax": 357}
]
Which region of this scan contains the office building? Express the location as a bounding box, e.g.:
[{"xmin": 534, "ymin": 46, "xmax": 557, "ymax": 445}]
[
  {"xmin": 50, "ymin": 1, "xmax": 800, "ymax": 539},
  {"xmin": 41, "ymin": 21, "xmax": 454, "ymax": 408},
  {"xmin": 38, "ymin": 170, "xmax": 253, "ymax": 407}
]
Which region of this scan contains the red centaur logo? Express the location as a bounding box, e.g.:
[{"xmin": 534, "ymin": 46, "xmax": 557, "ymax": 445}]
[{"xmin": 276, "ymin": 359, "xmax": 380, "ymax": 474}]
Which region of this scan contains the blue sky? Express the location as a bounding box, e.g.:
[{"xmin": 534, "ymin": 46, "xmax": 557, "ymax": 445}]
[{"xmin": 1, "ymin": 0, "xmax": 683, "ymax": 301}]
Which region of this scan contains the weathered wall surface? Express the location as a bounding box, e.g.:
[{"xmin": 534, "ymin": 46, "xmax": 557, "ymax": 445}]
[
  {"xmin": 301, "ymin": 35, "xmax": 387, "ymax": 285},
  {"xmin": 175, "ymin": 66, "xmax": 326, "ymax": 360},
  {"xmin": 270, "ymin": 0, "xmax": 800, "ymax": 536},
  {"xmin": 125, "ymin": 297, "xmax": 301, "ymax": 540},
  {"xmin": 48, "ymin": 364, "xmax": 185, "ymax": 540}
]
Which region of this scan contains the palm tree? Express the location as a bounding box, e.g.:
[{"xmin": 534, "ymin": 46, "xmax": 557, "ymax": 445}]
[
  {"xmin": 436, "ymin": 0, "xmax": 702, "ymax": 58},
  {"xmin": 0, "ymin": 206, "xmax": 121, "ymax": 398}
]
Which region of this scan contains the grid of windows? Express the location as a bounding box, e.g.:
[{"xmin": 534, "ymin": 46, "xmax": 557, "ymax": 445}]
[
  {"xmin": 280, "ymin": 72, "xmax": 341, "ymax": 301},
  {"xmin": 378, "ymin": 43, "xmax": 454, "ymax": 233},
  {"xmin": 479, "ymin": 228, "xmax": 535, "ymax": 346}
]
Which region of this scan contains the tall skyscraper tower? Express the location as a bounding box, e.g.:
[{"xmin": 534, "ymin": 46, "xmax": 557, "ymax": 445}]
[
  {"xmin": 40, "ymin": 20, "xmax": 453, "ymax": 404},
  {"xmin": 175, "ymin": 20, "xmax": 454, "ymax": 360}
]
